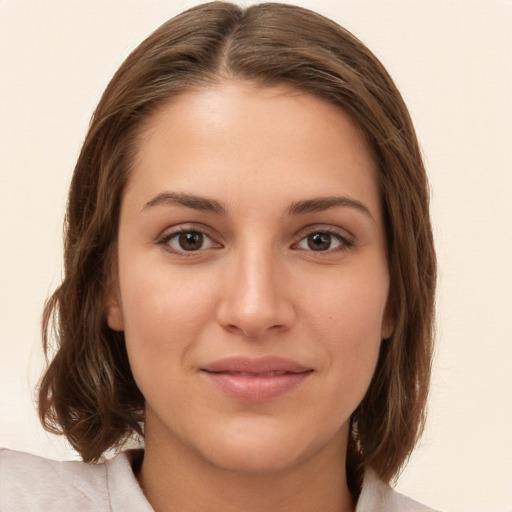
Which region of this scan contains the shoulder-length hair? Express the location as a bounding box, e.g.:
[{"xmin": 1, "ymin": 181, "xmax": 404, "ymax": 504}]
[{"xmin": 39, "ymin": 1, "xmax": 436, "ymax": 488}]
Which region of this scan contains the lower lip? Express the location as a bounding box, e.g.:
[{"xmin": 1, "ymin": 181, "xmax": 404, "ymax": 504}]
[{"xmin": 202, "ymin": 371, "xmax": 312, "ymax": 402}]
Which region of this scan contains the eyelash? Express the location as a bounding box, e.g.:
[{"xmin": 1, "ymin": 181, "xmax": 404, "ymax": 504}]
[
  {"xmin": 157, "ymin": 226, "xmax": 221, "ymax": 256},
  {"xmin": 157, "ymin": 226, "xmax": 353, "ymax": 256},
  {"xmin": 293, "ymin": 227, "xmax": 353, "ymax": 254}
]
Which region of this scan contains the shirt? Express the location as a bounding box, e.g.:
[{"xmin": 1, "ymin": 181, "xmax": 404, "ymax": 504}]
[{"xmin": 0, "ymin": 448, "xmax": 439, "ymax": 511}]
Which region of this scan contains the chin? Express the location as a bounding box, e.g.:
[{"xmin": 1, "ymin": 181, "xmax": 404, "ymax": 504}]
[
  {"xmin": 193, "ymin": 418, "xmax": 346, "ymax": 476},
  {"xmin": 205, "ymin": 441, "xmax": 311, "ymax": 475}
]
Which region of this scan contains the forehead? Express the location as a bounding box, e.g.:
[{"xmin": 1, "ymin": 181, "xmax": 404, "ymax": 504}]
[
  {"xmin": 137, "ymin": 81, "xmax": 373, "ymax": 160},
  {"xmin": 125, "ymin": 81, "xmax": 380, "ymax": 217}
]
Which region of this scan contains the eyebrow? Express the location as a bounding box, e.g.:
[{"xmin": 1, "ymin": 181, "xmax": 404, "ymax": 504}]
[
  {"xmin": 143, "ymin": 192, "xmax": 226, "ymax": 214},
  {"xmin": 143, "ymin": 191, "xmax": 373, "ymax": 220},
  {"xmin": 288, "ymin": 196, "xmax": 374, "ymax": 220}
]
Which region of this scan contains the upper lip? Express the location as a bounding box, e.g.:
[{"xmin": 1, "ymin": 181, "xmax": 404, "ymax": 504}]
[{"xmin": 201, "ymin": 356, "xmax": 312, "ymax": 374}]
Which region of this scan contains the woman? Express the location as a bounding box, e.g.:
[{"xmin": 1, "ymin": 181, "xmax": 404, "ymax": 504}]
[{"xmin": 0, "ymin": 2, "xmax": 437, "ymax": 510}]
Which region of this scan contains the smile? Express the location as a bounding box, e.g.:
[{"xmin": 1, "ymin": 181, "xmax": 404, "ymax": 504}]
[
  {"xmin": 200, "ymin": 356, "xmax": 313, "ymax": 402},
  {"xmin": 220, "ymin": 370, "xmax": 290, "ymax": 377}
]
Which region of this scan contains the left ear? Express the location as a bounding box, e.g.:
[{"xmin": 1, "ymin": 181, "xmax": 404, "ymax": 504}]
[
  {"xmin": 381, "ymin": 299, "xmax": 395, "ymax": 340},
  {"xmin": 104, "ymin": 281, "xmax": 124, "ymax": 332}
]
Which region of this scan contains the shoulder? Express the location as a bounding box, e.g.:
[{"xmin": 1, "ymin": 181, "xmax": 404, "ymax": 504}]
[
  {"xmin": 0, "ymin": 447, "xmax": 109, "ymax": 511},
  {"xmin": 356, "ymin": 469, "xmax": 441, "ymax": 512},
  {"xmin": 0, "ymin": 447, "xmax": 151, "ymax": 512}
]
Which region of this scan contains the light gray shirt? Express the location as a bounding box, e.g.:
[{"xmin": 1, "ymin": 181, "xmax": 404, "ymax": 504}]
[{"xmin": 0, "ymin": 448, "xmax": 439, "ymax": 511}]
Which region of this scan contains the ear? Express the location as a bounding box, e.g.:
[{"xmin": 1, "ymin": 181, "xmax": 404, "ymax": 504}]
[
  {"xmin": 104, "ymin": 282, "xmax": 125, "ymax": 332},
  {"xmin": 381, "ymin": 298, "xmax": 395, "ymax": 340}
]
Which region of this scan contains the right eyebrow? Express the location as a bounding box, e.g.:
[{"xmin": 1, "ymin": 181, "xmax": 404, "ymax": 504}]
[
  {"xmin": 142, "ymin": 192, "xmax": 227, "ymax": 215},
  {"xmin": 287, "ymin": 196, "xmax": 375, "ymax": 222}
]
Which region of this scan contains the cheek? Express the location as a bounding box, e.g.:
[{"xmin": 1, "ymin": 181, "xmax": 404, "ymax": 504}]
[
  {"xmin": 117, "ymin": 260, "xmax": 217, "ymax": 385},
  {"xmin": 120, "ymin": 254, "xmax": 215, "ymax": 332},
  {"xmin": 300, "ymin": 262, "xmax": 389, "ymax": 341},
  {"xmin": 298, "ymin": 265, "xmax": 388, "ymax": 392}
]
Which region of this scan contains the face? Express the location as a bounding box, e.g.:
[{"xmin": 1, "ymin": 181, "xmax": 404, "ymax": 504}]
[{"xmin": 106, "ymin": 81, "xmax": 393, "ymax": 474}]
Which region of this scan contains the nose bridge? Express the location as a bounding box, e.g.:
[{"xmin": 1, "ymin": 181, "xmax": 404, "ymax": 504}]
[{"xmin": 217, "ymin": 237, "xmax": 293, "ymax": 337}]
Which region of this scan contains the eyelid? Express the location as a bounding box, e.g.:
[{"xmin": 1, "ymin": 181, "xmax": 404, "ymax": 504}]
[
  {"xmin": 291, "ymin": 225, "xmax": 354, "ymax": 253},
  {"xmin": 156, "ymin": 223, "xmax": 353, "ymax": 256},
  {"xmin": 157, "ymin": 224, "xmax": 223, "ymax": 254}
]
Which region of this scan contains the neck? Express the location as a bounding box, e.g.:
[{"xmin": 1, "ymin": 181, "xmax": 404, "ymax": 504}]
[{"xmin": 137, "ymin": 411, "xmax": 355, "ymax": 512}]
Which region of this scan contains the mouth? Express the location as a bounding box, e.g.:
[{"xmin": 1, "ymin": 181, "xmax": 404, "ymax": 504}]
[
  {"xmin": 200, "ymin": 356, "xmax": 313, "ymax": 402},
  {"xmin": 213, "ymin": 370, "xmax": 293, "ymax": 377}
]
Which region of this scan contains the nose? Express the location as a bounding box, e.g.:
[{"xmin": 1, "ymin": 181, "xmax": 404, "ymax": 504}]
[{"xmin": 216, "ymin": 244, "xmax": 296, "ymax": 339}]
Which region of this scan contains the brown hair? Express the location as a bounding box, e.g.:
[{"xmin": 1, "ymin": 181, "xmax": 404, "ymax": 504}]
[{"xmin": 38, "ymin": 1, "xmax": 436, "ymax": 487}]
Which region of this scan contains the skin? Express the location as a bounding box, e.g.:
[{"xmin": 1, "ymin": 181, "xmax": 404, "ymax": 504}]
[{"xmin": 106, "ymin": 81, "xmax": 393, "ymax": 512}]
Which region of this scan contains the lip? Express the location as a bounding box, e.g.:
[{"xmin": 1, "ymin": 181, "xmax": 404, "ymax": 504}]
[{"xmin": 200, "ymin": 356, "xmax": 313, "ymax": 402}]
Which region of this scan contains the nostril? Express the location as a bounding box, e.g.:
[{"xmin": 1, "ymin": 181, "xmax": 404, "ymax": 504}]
[
  {"xmin": 223, "ymin": 321, "xmax": 289, "ymax": 339},
  {"xmin": 215, "ymin": 269, "xmax": 296, "ymax": 337}
]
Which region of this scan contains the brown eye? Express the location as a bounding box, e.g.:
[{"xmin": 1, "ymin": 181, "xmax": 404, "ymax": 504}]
[
  {"xmin": 307, "ymin": 233, "xmax": 332, "ymax": 251},
  {"xmin": 162, "ymin": 230, "xmax": 216, "ymax": 253},
  {"xmin": 178, "ymin": 232, "xmax": 204, "ymax": 251},
  {"xmin": 297, "ymin": 231, "xmax": 344, "ymax": 252}
]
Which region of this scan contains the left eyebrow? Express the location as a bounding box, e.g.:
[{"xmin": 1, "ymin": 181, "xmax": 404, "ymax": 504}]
[
  {"xmin": 142, "ymin": 192, "xmax": 226, "ymax": 214},
  {"xmin": 287, "ymin": 196, "xmax": 374, "ymax": 221}
]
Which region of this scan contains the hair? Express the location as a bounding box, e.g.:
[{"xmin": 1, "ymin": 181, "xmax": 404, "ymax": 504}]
[{"xmin": 38, "ymin": 1, "xmax": 436, "ymax": 490}]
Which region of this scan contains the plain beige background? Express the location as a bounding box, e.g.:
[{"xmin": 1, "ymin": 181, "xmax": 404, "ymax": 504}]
[{"xmin": 0, "ymin": 1, "xmax": 511, "ymax": 511}]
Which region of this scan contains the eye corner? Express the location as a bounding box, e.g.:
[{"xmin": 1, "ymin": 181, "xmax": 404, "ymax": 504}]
[
  {"xmin": 157, "ymin": 225, "xmax": 223, "ymax": 256},
  {"xmin": 292, "ymin": 227, "xmax": 354, "ymax": 255}
]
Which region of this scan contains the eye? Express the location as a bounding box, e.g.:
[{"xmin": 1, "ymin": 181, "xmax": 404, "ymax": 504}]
[
  {"xmin": 160, "ymin": 229, "xmax": 217, "ymax": 253},
  {"xmin": 296, "ymin": 231, "xmax": 347, "ymax": 252}
]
